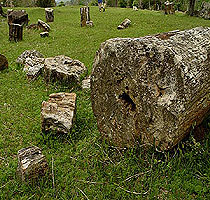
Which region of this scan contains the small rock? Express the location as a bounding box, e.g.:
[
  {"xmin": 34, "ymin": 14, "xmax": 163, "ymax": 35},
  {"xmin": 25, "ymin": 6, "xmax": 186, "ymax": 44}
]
[
  {"xmin": 86, "ymin": 21, "xmax": 93, "ymax": 27},
  {"xmin": 24, "ymin": 57, "xmax": 45, "ymax": 79},
  {"xmin": 41, "ymin": 93, "xmax": 76, "ymax": 134},
  {"xmin": 17, "ymin": 146, "xmax": 48, "ymax": 182},
  {"xmin": 40, "ymin": 32, "xmax": 49, "ymax": 37},
  {"xmin": 38, "ymin": 19, "xmax": 50, "ymax": 32},
  {"xmin": 82, "ymin": 76, "xmax": 90, "ymax": 89},
  {"xmin": 0, "ymin": 54, "xmax": 8, "ymax": 71},
  {"xmin": 44, "ymin": 55, "xmax": 87, "ymax": 87},
  {"xmin": 117, "ymin": 18, "xmax": 131, "ymax": 30},
  {"xmin": 16, "ymin": 50, "xmax": 44, "ymax": 65}
]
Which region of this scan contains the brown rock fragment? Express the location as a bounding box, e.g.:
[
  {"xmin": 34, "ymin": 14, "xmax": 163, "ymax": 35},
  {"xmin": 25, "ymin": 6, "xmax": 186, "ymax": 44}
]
[
  {"xmin": 0, "ymin": 54, "xmax": 8, "ymax": 71},
  {"xmin": 41, "ymin": 93, "xmax": 76, "ymax": 134},
  {"xmin": 117, "ymin": 18, "xmax": 131, "ymax": 29}
]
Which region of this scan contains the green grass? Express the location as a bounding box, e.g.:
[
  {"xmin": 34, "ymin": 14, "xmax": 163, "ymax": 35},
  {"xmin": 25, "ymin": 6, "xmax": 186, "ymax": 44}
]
[{"xmin": 0, "ymin": 6, "xmax": 210, "ymax": 199}]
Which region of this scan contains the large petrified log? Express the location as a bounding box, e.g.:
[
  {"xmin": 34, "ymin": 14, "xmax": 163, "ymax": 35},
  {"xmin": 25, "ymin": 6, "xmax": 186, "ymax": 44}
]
[
  {"xmin": 199, "ymin": 2, "xmax": 210, "ymax": 20},
  {"xmin": 91, "ymin": 27, "xmax": 210, "ymax": 151},
  {"xmin": 41, "ymin": 93, "xmax": 76, "ymax": 134},
  {"xmin": 0, "ymin": 54, "xmax": 8, "ymax": 71},
  {"xmin": 8, "ymin": 10, "xmax": 29, "ymax": 26},
  {"xmin": 9, "ymin": 23, "xmax": 23, "ymax": 42},
  {"xmin": 45, "ymin": 8, "xmax": 54, "ymax": 22},
  {"xmin": 17, "ymin": 146, "xmax": 48, "ymax": 182},
  {"xmin": 44, "ymin": 55, "xmax": 87, "ymax": 87}
]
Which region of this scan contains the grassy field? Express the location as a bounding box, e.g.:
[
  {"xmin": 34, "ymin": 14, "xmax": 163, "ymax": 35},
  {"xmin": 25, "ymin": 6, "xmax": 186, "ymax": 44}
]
[{"xmin": 0, "ymin": 6, "xmax": 210, "ymax": 199}]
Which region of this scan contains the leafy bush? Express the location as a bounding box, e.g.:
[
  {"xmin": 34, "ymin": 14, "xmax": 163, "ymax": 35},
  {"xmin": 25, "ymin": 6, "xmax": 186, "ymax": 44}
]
[
  {"xmin": 132, "ymin": 0, "xmax": 138, "ymax": 7},
  {"xmin": 118, "ymin": 0, "xmax": 127, "ymax": 8},
  {"xmin": 90, "ymin": 0, "xmax": 98, "ymax": 6},
  {"xmin": 36, "ymin": 0, "xmax": 55, "ymax": 8},
  {"xmin": 58, "ymin": 1, "xmax": 65, "ymax": 7},
  {"xmin": 127, "ymin": 0, "xmax": 134, "ymax": 8}
]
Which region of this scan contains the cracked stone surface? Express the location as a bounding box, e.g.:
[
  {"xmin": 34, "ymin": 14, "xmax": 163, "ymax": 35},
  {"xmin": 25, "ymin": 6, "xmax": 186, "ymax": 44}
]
[
  {"xmin": 91, "ymin": 27, "xmax": 210, "ymax": 151},
  {"xmin": 41, "ymin": 93, "xmax": 76, "ymax": 134},
  {"xmin": 17, "ymin": 146, "xmax": 48, "ymax": 182},
  {"xmin": 44, "ymin": 55, "xmax": 87, "ymax": 87}
]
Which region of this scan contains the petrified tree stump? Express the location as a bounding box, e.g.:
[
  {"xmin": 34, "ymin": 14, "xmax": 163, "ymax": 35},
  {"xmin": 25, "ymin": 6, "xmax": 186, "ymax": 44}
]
[
  {"xmin": 9, "ymin": 23, "xmax": 23, "ymax": 42},
  {"xmin": 0, "ymin": 54, "xmax": 8, "ymax": 71},
  {"xmin": 0, "ymin": 5, "xmax": 7, "ymax": 17},
  {"xmin": 17, "ymin": 146, "xmax": 48, "ymax": 182},
  {"xmin": 80, "ymin": 6, "xmax": 91, "ymax": 27},
  {"xmin": 8, "ymin": 10, "xmax": 29, "ymax": 26},
  {"xmin": 45, "ymin": 8, "xmax": 54, "ymax": 22},
  {"xmin": 164, "ymin": 1, "xmax": 175, "ymax": 15},
  {"xmin": 117, "ymin": 18, "xmax": 131, "ymax": 29},
  {"xmin": 38, "ymin": 19, "xmax": 50, "ymax": 32},
  {"xmin": 91, "ymin": 27, "xmax": 210, "ymax": 151},
  {"xmin": 41, "ymin": 93, "xmax": 77, "ymax": 134}
]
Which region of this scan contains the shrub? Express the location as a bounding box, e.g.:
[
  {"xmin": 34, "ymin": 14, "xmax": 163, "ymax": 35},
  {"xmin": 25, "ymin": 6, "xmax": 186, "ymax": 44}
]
[
  {"xmin": 36, "ymin": 0, "xmax": 55, "ymax": 8},
  {"xmin": 118, "ymin": 0, "xmax": 127, "ymax": 8}
]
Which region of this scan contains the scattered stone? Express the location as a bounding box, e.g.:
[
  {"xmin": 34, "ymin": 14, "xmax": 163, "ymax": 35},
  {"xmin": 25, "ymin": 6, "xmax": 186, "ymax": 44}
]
[
  {"xmin": 23, "ymin": 57, "xmax": 45, "ymax": 79},
  {"xmin": 199, "ymin": 2, "xmax": 210, "ymax": 20},
  {"xmin": 40, "ymin": 32, "xmax": 49, "ymax": 37},
  {"xmin": 27, "ymin": 23, "xmax": 39, "ymax": 30},
  {"xmin": 16, "ymin": 50, "xmax": 44, "ymax": 65},
  {"xmin": 45, "ymin": 8, "xmax": 54, "ymax": 22},
  {"xmin": 0, "ymin": 54, "xmax": 8, "ymax": 71},
  {"xmin": 41, "ymin": 93, "xmax": 77, "ymax": 134},
  {"xmin": 117, "ymin": 18, "xmax": 131, "ymax": 30},
  {"xmin": 80, "ymin": 6, "xmax": 92, "ymax": 27},
  {"xmin": 9, "ymin": 23, "xmax": 23, "ymax": 42},
  {"xmin": 82, "ymin": 76, "xmax": 90, "ymax": 89},
  {"xmin": 91, "ymin": 27, "xmax": 210, "ymax": 151},
  {"xmin": 164, "ymin": 1, "xmax": 175, "ymax": 15},
  {"xmin": 17, "ymin": 146, "xmax": 48, "ymax": 182},
  {"xmin": 8, "ymin": 10, "xmax": 29, "ymax": 26},
  {"xmin": 44, "ymin": 55, "xmax": 87, "ymax": 87},
  {"xmin": 133, "ymin": 6, "xmax": 138, "ymax": 11},
  {"xmin": 38, "ymin": 19, "xmax": 50, "ymax": 32}
]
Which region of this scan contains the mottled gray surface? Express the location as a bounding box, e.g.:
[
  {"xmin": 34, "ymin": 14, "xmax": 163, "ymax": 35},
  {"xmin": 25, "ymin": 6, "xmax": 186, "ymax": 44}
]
[
  {"xmin": 41, "ymin": 93, "xmax": 76, "ymax": 134},
  {"xmin": 91, "ymin": 27, "xmax": 210, "ymax": 151},
  {"xmin": 17, "ymin": 146, "xmax": 48, "ymax": 182},
  {"xmin": 199, "ymin": 2, "xmax": 210, "ymax": 19}
]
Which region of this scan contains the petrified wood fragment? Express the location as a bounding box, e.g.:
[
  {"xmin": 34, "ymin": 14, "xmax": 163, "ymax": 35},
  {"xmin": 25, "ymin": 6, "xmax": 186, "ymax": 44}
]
[
  {"xmin": 38, "ymin": 19, "xmax": 50, "ymax": 32},
  {"xmin": 117, "ymin": 18, "xmax": 131, "ymax": 29},
  {"xmin": 17, "ymin": 146, "xmax": 48, "ymax": 182},
  {"xmin": 45, "ymin": 8, "xmax": 54, "ymax": 22},
  {"xmin": 0, "ymin": 54, "xmax": 8, "ymax": 71},
  {"xmin": 91, "ymin": 27, "xmax": 210, "ymax": 151},
  {"xmin": 44, "ymin": 55, "xmax": 87, "ymax": 87},
  {"xmin": 40, "ymin": 32, "xmax": 49, "ymax": 37},
  {"xmin": 9, "ymin": 23, "xmax": 23, "ymax": 42},
  {"xmin": 41, "ymin": 93, "xmax": 76, "ymax": 134},
  {"xmin": 8, "ymin": 10, "xmax": 29, "ymax": 25}
]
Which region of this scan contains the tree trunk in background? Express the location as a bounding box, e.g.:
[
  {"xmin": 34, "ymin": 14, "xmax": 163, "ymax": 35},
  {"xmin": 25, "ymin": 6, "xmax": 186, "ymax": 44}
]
[
  {"xmin": 189, "ymin": 0, "xmax": 196, "ymax": 16},
  {"xmin": 139, "ymin": 0, "xmax": 142, "ymax": 8}
]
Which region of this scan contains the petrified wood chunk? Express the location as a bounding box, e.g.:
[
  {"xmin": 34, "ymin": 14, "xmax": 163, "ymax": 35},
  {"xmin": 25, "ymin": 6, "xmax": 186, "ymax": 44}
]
[
  {"xmin": 23, "ymin": 57, "xmax": 45, "ymax": 79},
  {"xmin": 16, "ymin": 50, "xmax": 44, "ymax": 65},
  {"xmin": 82, "ymin": 76, "xmax": 90, "ymax": 89},
  {"xmin": 9, "ymin": 23, "xmax": 23, "ymax": 42},
  {"xmin": 45, "ymin": 8, "xmax": 54, "ymax": 22},
  {"xmin": 44, "ymin": 55, "xmax": 87, "ymax": 86},
  {"xmin": 199, "ymin": 2, "xmax": 210, "ymax": 20},
  {"xmin": 38, "ymin": 19, "xmax": 50, "ymax": 32},
  {"xmin": 80, "ymin": 6, "xmax": 90, "ymax": 27},
  {"xmin": 17, "ymin": 146, "xmax": 48, "ymax": 182},
  {"xmin": 40, "ymin": 31, "xmax": 49, "ymax": 37},
  {"xmin": 0, "ymin": 54, "xmax": 8, "ymax": 71},
  {"xmin": 41, "ymin": 93, "xmax": 76, "ymax": 134},
  {"xmin": 8, "ymin": 10, "xmax": 29, "ymax": 25},
  {"xmin": 117, "ymin": 18, "xmax": 131, "ymax": 29},
  {"xmin": 91, "ymin": 27, "xmax": 210, "ymax": 151}
]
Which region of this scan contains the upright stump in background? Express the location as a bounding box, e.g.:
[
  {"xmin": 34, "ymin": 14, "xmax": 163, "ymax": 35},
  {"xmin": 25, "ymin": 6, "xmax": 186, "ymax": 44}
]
[
  {"xmin": 80, "ymin": 6, "xmax": 90, "ymax": 27},
  {"xmin": 9, "ymin": 23, "xmax": 23, "ymax": 42},
  {"xmin": 45, "ymin": 8, "xmax": 54, "ymax": 22}
]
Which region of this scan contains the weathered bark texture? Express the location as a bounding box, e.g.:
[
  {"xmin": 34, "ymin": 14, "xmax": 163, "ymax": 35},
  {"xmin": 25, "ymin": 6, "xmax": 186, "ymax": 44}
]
[
  {"xmin": 17, "ymin": 146, "xmax": 48, "ymax": 182},
  {"xmin": 45, "ymin": 8, "xmax": 54, "ymax": 22},
  {"xmin": 80, "ymin": 6, "xmax": 92, "ymax": 27},
  {"xmin": 91, "ymin": 27, "xmax": 210, "ymax": 151},
  {"xmin": 8, "ymin": 10, "xmax": 29, "ymax": 26},
  {"xmin": 117, "ymin": 18, "xmax": 131, "ymax": 29},
  {"xmin": 41, "ymin": 93, "xmax": 76, "ymax": 134},
  {"xmin": 0, "ymin": 54, "xmax": 8, "ymax": 71},
  {"xmin": 0, "ymin": 5, "xmax": 7, "ymax": 17},
  {"xmin": 164, "ymin": 1, "xmax": 175, "ymax": 15},
  {"xmin": 40, "ymin": 32, "xmax": 49, "ymax": 37},
  {"xmin": 9, "ymin": 23, "xmax": 23, "ymax": 42},
  {"xmin": 44, "ymin": 55, "xmax": 87, "ymax": 87},
  {"xmin": 199, "ymin": 2, "xmax": 210, "ymax": 20},
  {"xmin": 38, "ymin": 19, "xmax": 50, "ymax": 32},
  {"xmin": 82, "ymin": 76, "xmax": 91, "ymax": 89}
]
